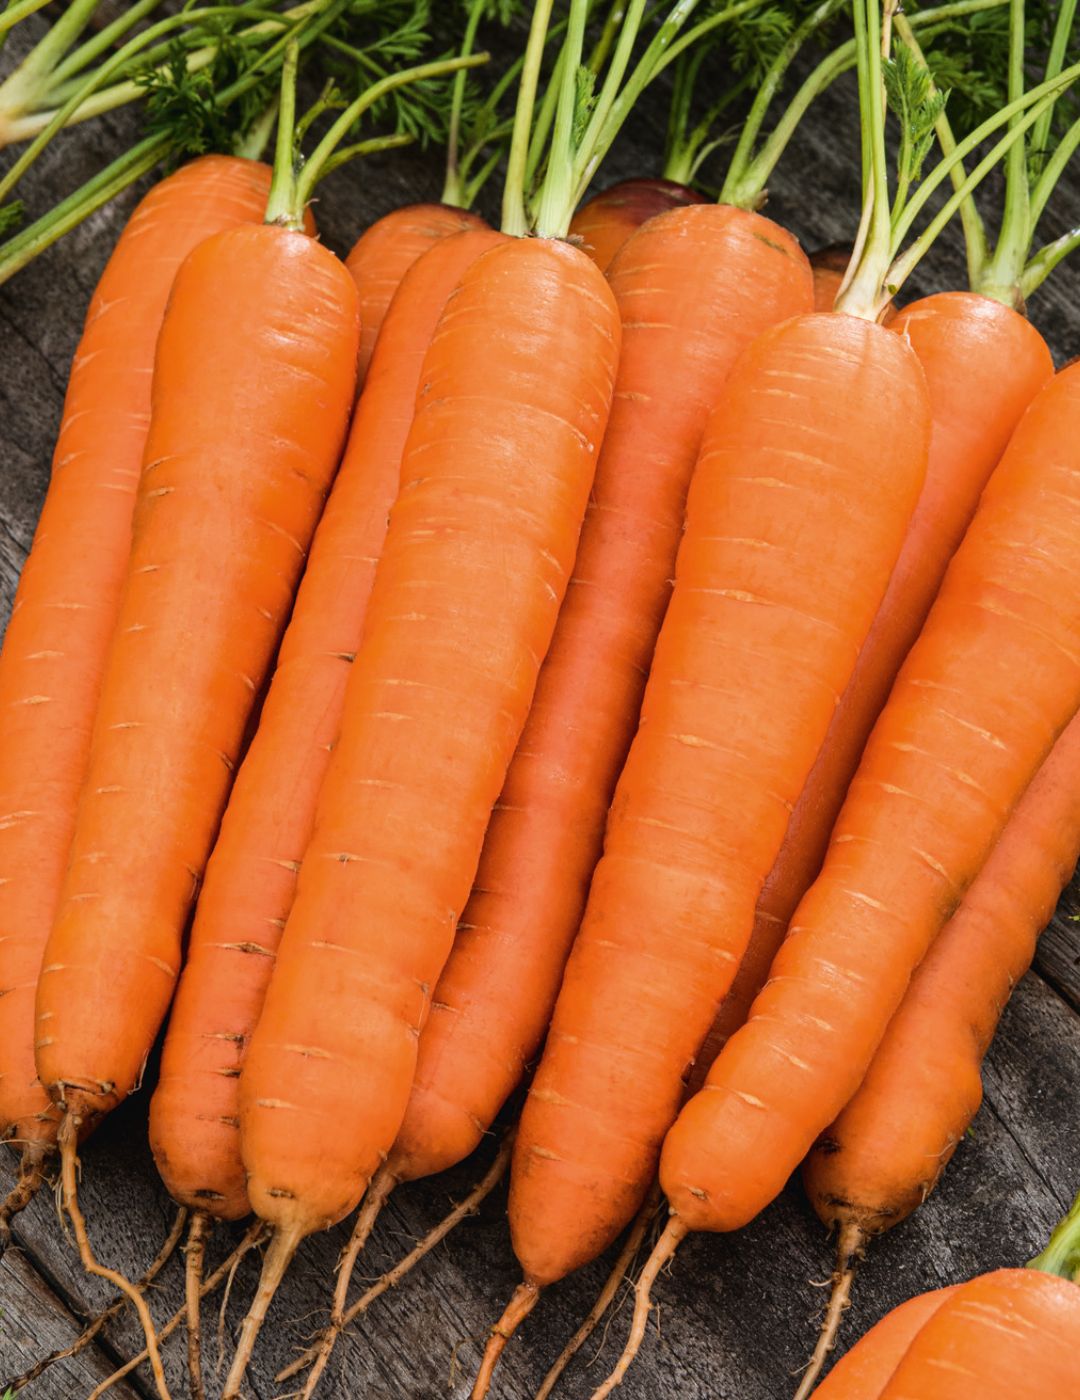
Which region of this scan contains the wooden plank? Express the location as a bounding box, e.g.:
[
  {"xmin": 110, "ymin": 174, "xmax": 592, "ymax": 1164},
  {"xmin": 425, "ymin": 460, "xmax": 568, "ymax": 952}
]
[{"xmin": 0, "ymin": 1242, "xmax": 142, "ymax": 1398}]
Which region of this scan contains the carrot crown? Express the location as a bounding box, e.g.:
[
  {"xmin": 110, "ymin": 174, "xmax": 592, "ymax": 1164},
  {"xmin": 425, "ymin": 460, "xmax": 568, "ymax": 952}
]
[{"xmin": 836, "ymin": 0, "xmax": 1080, "ymax": 319}]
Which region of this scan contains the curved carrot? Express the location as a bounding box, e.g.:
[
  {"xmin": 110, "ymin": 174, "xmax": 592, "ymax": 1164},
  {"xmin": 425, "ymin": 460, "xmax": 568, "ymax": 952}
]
[
  {"xmin": 878, "ymin": 1270, "xmax": 1080, "ymax": 1399},
  {"xmin": 345, "ymin": 202, "xmax": 487, "ymax": 384},
  {"xmin": 662, "ymin": 360, "xmax": 1080, "ymax": 1240},
  {"xmin": 508, "ymin": 313, "xmax": 928, "ymax": 1297},
  {"xmin": 795, "ymin": 708, "xmax": 1080, "ymax": 1388},
  {"xmin": 568, "ymin": 176, "xmax": 706, "ymax": 270},
  {"xmin": 226, "ymin": 235, "xmax": 620, "ymax": 1397},
  {"xmin": 148, "ymin": 225, "xmax": 503, "ymax": 1228},
  {"xmin": 34, "ymin": 223, "xmax": 360, "ymax": 1138},
  {"xmin": 704, "ymin": 292, "xmax": 1053, "ymax": 1064},
  {"xmin": 386, "ymin": 203, "xmax": 812, "ymax": 1197},
  {"xmin": 812, "ymin": 1287, "xmax": 958, "ymax": 1398},
  {"xmin": 0, "ymin": 155, "xmax": 274, "ymax": 1225}
]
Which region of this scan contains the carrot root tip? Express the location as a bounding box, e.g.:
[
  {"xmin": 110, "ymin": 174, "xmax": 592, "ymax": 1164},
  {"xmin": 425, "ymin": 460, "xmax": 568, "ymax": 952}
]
[
  {"xmin": 472, "ymin": 1279, "xmax": 542, "ymax": 1400},
  {"xmin": 0, "ymin": 1143, "xmax": 50, "ymax": 1259},
  {"xmin": 792, "ymin": 1221, "xmax": 868, "ymax": 1400},
  {"xmin": 222, "ymin": 1222, "xmax": 303, "ymax": 1400},
  {"xmin": 590, "ymin": 1215, "xmax": 688, "ymax": 1400},
  {"xmin": 184, "ymin": 1211, "xmax": 212, "ymax": 1400}
]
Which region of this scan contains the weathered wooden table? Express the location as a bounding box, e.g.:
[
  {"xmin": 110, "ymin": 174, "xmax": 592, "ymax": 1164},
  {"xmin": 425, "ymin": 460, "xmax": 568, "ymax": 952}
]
[{"xmin": 2, "ymin": 15, "xmax": 1080, "ymax": 1400}]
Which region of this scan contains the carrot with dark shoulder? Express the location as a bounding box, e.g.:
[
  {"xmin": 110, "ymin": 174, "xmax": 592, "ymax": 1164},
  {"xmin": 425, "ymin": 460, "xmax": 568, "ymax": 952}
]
[
  {"xmin": 223, "ymin": 7, "xmax": 622, "ymax": 1391},
  {"xmin": 569, "ymin": 177, "xmax": 705, "ymax": 269},
  {"xmin": 0, "ymin": 154, "xmax": 274, "ymax": 1250}
]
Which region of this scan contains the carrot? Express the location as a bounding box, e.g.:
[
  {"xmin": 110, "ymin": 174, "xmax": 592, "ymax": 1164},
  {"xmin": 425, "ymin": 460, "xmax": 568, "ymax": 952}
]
[
  {"xmin": 882, "ymin": 1271, "xmax": 1080, "ymax": 1398},
  {"xmin": 0, "ymin": 154, "xmax": 274, "ymax": 1247},
  {"xmin": 222, "ymin": 8, "xmax": 622, "ymax": 1390},
  {"xmin": 503, "ymin": 301, "xmax": 927, "ymax": 1342},
  {"xmin": 149, "ymin": 221, "xmax": 502, "ymax": 1220},
  {"xmin": 346, "ymin": 203, "xmax": 488, "ymax": 383},
  {"xmin": 706, "ymin": 290, "xmax": 1053, "ymax": 1067},
  {"xmin": 796, "ymin": 709, "xmax": 1080, "ymax": 1394},
  {"xmin": 146, "ymin": 221, "xmax": 502, "ymax": 1394},
  {"xmin": 654, "ymin": 294, "xmax": 1080, "ymax": 1383},
  {"xmin": 664, "ymin": 343, "xmax": 1080, "ymax": 1182},
  {"xmin": 568, "ymin": 176, "xmax": 705, "ymax": 269},
  {"xmin": 27, "ymin": 42, "xmax": 378, "ymax": 1390},
  {"xmin": 810, "ymin": 1287, "xmax": 958, "ymax": 1399}
]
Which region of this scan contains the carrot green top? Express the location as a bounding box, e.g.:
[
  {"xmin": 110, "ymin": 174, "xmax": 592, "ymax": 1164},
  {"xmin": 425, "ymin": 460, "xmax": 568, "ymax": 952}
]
[
  {"xmin": 837, "ymin": 0, "xmax": 1080, "ymax": 320},
  {"xmin": 898, "ymin": 0, "xmax": 1080, "ymax": 306}
]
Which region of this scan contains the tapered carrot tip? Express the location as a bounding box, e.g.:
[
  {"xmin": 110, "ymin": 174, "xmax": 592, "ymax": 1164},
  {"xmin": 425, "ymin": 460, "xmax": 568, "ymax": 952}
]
[
  {"xmin": 591, "ymin": 1216, "xmax": 688, "ymax": 1400},
  {"xmin": 792, "ymin": 1221, "xmax": 868, "ymax": 1400},
  {"xmin": 293, "ymin": 1169, "xmax": 399, "ymax": 1399},
  {"xmin": 472, "ymin": 1280, "xmax": 542, "ymax": 1399},
  {"xmin": 183, "ymin": 1211, "xmax": 211, "ymax": 1400},
  {"xmin": 58, "ymin": 1114, "xmax": 174, "ymax": 1400},
  {"xmin": 0, "ymin": 1142, "xmax": 49, "ymax": 1257},
  {"xmin": 222, "ymin": 1223, "xmax": 303, "ymax": 1399},
  {"xmin": 535, "ymin": 1182, "xmax": 663, "ymax": 1400}
]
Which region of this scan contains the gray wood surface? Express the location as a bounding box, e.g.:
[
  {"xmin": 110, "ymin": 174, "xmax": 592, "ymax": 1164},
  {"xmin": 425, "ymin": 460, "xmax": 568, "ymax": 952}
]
[{"xmin": 2, "ymin": 12, "xmax": 1080, "ymax": 1400}]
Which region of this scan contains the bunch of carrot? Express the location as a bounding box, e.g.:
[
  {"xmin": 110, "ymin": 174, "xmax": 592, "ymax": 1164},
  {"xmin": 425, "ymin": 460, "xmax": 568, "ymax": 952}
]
[{"xmin": 0, "ymin": 0, "xmax": 1079, "ymax": 1397}]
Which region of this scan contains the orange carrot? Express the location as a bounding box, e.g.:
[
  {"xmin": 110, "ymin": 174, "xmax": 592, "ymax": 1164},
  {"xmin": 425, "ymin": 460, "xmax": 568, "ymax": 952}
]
[
  {"xmin": 0, "ymin": 155, "xmax": 275, "ymax": 1241},
  {"xmin": 661, "ymin": 360, "xmax": 1080, "ymax": 1240},
  {"xmin": 705, "ymin": 292, "xmax": 1053, "ymax": 1065},
  {"xmin": 226, "ymin": 233, "xmax": 620, "ymax": 1396},
  {"xmin": 794, "ymin": 706, "xmax": 1080, "ymax": 1393},
  {"xmin": 35, "ymin": 217, "xmax": 358, "ymax": 1139},
  {"xmin": 811, "ymin": 1287, "xmax": 958, "ymax": 1398},
  {"xmin": 346, "ymin": 203, "xmax": 487, "ymax": 384},
  {"xmin": 568, "ymin": 176, "xmax": 705, "ymax": 270},
  {"xmin": 385, "ymin": 203, "xmax": 812, "ymax": 1196},
  {"xmin": 148, "ymin": 224, "xmax": 503, "ymax": 1227},
  {"xmin": 494, "ymin": 312, "xmax": 928, "ymax": 1369},
  {"xmin": 879, "ymin": 1271, "xmax": 1080, "ymax": 1399}
]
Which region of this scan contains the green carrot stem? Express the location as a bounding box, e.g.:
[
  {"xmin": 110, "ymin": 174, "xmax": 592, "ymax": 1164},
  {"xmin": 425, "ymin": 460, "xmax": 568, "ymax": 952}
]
[
  {"xmin": 263, "ymin": 40, "xmax": 301, "ymax": 229},
  {"xmin": 9, "ymin": 0, "xmax": 323, "ymax": 144},
  {"xmin": 719, "ymin": 0, "xmax": 847, "ymax": 209},
  {"xmin": 885, "ymin": 85, "xmax": 1067, "ymax": 306},
  {"xmin": 0, "ymin": 134, "xmax": 168, "ymax": 286},
  {"xmin": 1031, "ymin": 107, "xmax": 1080, "ymax": 228},
  {"xmin": 0, "ymin": 4, "xmax": 292, "ymax": 208},
  {"xmin": 893, "ymin": 12, "xmax": 989, "ymax": 294},
  {"xmin": 0, "ymin": 0, "xmax": 52, "ymax": 39},
  {"xmin": 502, "ymin": 0, "xmax": 556, "ymax": 236},
  {"xmin": 1031, "ymin": 0, "xmax": 1078, "ymax": 168},
  {"xmin": 1021, "ymin": 223, "xmax": 1080, "ymax": 299},
  {"xmin": 1028, "ymin": 1188, "xmax": 1080, "ymax": 1284},
  {"xmin": 50, "ymin": 0, "xmax": 163, "ymax": 88},
  {"xmin": 443, "ymin": 0, "xmax": 487, "ymax": 206},
  {"xmin": 295, "ymin": 50, "xmax": 490, "ymax": 215},
  {"xmin": 532, "ymin": 0, "xmax": 591, "ymax": 238},
  {"xmin": 978, "ymin": 0, "xmax": 1031, "ymax": 301}
]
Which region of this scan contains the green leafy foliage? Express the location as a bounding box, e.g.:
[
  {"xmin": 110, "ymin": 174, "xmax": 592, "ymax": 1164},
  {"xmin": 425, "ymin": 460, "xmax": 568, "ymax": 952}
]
[
  {"xmin": 320, "ymin": 0, "xmax": 458, "ymax": 147},
  {"xmin": 572, "ymin": 62, "xmax": 597, "ymax": 144},
  {"xmin": 884, "ymin": 41, "xmax": 948, "ymax": 189},
  {"xmin": 727, "ymin": 4, "xmax": 797, "ymax": 84},
  {"xmin": 137, "ymin": 21, "xmax": 276, "ymax": 158}
]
